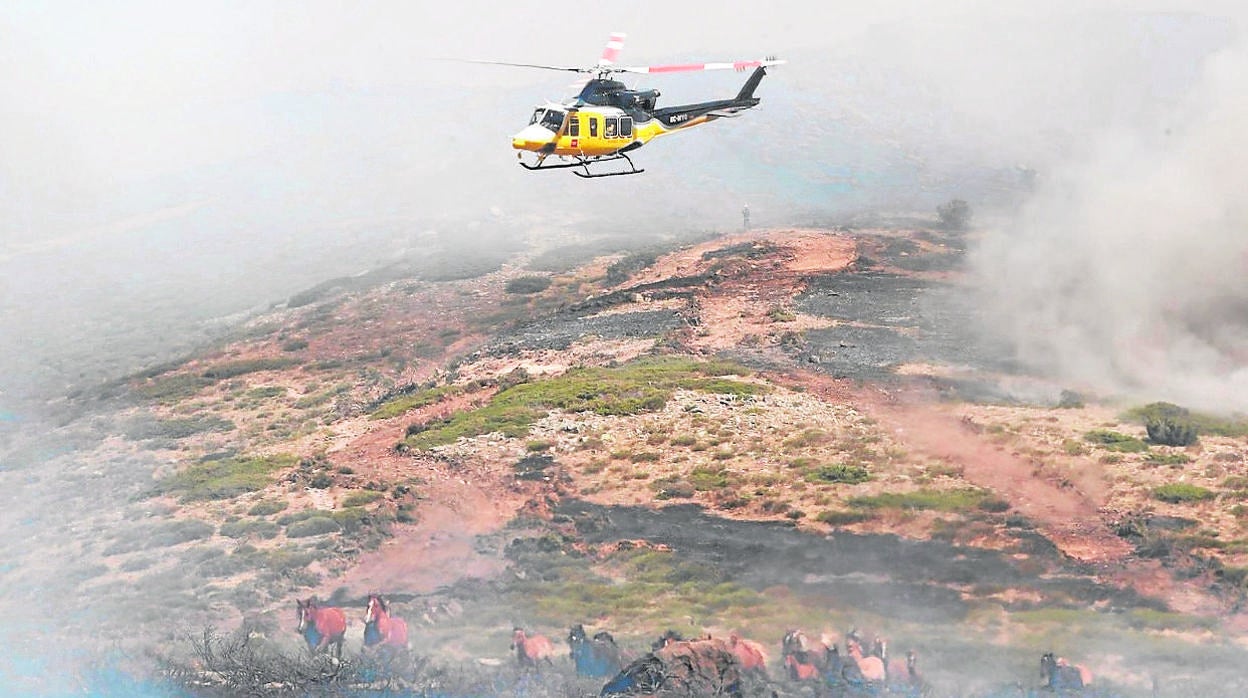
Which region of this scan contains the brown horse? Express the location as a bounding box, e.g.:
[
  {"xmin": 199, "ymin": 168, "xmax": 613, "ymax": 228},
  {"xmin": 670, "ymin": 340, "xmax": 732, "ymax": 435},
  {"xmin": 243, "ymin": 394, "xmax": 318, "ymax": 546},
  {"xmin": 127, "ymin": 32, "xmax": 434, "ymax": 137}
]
[
  {"xmin": 727, "ymin": 632, "xmax": 769, "ymax": 678},
  {"xmin": 846, "ymin": 637, "xmax": 886, "ymax": 683},
  {"xmin": 781, "ymin": 629, "xmax": 830, "ymax": 681},
  {"xmin": 296, "ymin": 598, "xmax": 347, "ymax": 658},
  {"xmin": 363, "ymin": 594, "xmax": 409, "ymax": 650},
  {"xmin": 511, "ymin": 627, "xmax": 556, "ymax": 669}
]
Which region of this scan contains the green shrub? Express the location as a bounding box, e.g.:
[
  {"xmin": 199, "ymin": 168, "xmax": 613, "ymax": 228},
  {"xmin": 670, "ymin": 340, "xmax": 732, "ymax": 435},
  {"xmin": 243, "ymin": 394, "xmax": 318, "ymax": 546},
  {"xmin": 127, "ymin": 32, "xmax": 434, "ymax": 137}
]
[
  {"xmin": 404, "ymin": 357, "xmax": 759, "ymax": 450},
  {"xmin": 671, "ymin": 435, "xmax": 698, "ymax": 447},
  {"xmin": 124, "ymin": 415, "xmax": 236, "ymax": 441},
  {"xmin": 1153, "ymin": 483, "xmax": 1215, "ymax": 504},
  {"xmin": 805, "ymin": 464, "xmax": 871, "ymax": 485},
  {"xmin": 219, "ymin": 519, "xmax": 279, "ymax": 539},
  {"xmin": 816, "ymin": 509, "xmax": 874, "ymax": 526},
  {"xmin": 370, "ymin": 385, "xmax": 461, "ymax": 420},
  {"xmin": 768, "ymin": 307, "xmax": 797, "ymax": 323},
  {"xmin": 133, "ymin": 373, "xmax": 213, "ymax": 402},
  {"xmin": 848, "ymin": 488, "xmax": 991, "ymax": 512},
  {"xmin": 247, "ymin": 500, "xmax": 288, "ymax": 516},
  {"xmin": 286, "ymin": 516, "xmax": 341, "ymax": 538},
  {"xmin": 201, "ymin": 357, "xmax": 300, "ymax": 380},
  {"xmin": 330, "ymin": 507, "xmax": 375, "ymax": 534},
  {"xmin": 783, "ymin": 429, "xmax": 831, "ymax": 450},
  {"xmin": 340, "ymin": 491, "xmax": 383, "ymax": 507},
  {"xmin": 652, "ymin": 478, "xmax": 696, "ymax": 500},
  {"xmin": 505, "ymin": 275, "xmax": 552, "ymax": 294},
  {"xmin": 1125, "ymin": 401, "xmax": 1248, "ymax": 438},
  {"xmin": 1145, "ymin": 452, "xmax": 1193, "ymax": 466},
  {"xmin": 1083, "ymin": 430, "xmax": 1149, "ymax": 452},
  {"xmin": 155, "ymin": 454, "xmax": 298, "ymax": 502},
  {"xmin": 937, "ymin": 199, "xmax": 972, "ymax": 230},
  {"xmin": 1146, "ymin": 417, "xmax": 1198, "ymax": 447},
  {"xmin": 689, "ymin": 467, "xmax": 730, "ymax": 491},
  {"xmin": 1056, "ymin": 390, "xmax": 1085, "ymax": 409},
  {"xmin": 526, "ymin": 439, "xmax": 553, "ymax": 452},
  {"xmin": 103, "ymin": 519, "xmax": 216, "ymax": 555},
  {"xmin": 281, "ymin": 338, "xmax": 309, "ymax": 352},
  {"xmin": 978, "ymin": 496, "xmax": 1012, "ymax": 513},
  {"xmin": 247, "ymin": 386, "xmax": 286, "ymax": 399}
]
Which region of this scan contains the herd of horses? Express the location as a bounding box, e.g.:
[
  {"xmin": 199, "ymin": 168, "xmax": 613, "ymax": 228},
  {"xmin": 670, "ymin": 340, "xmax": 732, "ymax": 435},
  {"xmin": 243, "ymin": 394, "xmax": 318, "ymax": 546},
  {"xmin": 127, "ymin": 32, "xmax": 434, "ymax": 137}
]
[{"xmin": 294, "ymin": 597, "xmax": 1095, "ymax": 695}]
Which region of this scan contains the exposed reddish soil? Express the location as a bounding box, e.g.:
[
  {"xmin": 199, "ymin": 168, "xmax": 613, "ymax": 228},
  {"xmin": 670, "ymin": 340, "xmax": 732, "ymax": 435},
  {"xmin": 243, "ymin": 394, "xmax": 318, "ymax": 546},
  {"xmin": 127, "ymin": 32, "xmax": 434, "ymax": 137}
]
[{"xmin": 95, "ymin": 225, "xmax": 1248, "ymax": 660}]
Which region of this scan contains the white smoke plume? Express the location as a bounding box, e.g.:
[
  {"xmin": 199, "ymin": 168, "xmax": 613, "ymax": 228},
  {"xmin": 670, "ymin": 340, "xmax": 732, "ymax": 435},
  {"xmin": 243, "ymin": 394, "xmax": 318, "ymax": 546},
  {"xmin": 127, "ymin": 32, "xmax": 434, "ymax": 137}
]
[{"xmin": 971, "ymin": 40, "xmax": 1248, "ymax": 412}]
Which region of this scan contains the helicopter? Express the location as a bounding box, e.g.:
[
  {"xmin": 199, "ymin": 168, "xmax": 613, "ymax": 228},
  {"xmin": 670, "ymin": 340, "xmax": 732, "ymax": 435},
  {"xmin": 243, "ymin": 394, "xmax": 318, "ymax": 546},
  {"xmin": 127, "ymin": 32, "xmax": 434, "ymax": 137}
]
[{"xmin": 471, "ymin": 34, "xmax": 784, "ymax": 178}]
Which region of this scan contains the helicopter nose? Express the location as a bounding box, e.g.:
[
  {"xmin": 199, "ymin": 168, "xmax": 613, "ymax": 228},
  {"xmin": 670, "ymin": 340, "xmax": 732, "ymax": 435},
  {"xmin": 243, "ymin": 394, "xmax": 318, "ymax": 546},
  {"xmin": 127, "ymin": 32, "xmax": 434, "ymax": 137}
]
[{"xmin": 512, "ymin": 124, "xmax": 553, "ymax": 152}]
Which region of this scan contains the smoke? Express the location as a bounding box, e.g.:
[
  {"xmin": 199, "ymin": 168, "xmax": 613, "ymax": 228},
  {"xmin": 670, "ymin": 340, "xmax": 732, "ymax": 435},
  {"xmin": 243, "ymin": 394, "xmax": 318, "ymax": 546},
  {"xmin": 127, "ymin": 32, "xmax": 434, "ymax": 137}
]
[{"xmin": 970, "ymin": 36, "xmax": 1248, "ymax": 412}]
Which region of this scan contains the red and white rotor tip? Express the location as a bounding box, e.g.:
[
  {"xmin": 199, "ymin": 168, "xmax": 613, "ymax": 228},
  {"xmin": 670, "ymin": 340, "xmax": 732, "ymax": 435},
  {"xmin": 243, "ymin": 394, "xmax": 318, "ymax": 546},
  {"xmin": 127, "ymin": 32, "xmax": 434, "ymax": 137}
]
[
  {"xmin": 616, "ymin": 57, "xmax": 786, "ymax": 74},
  {"xmin": 599, "ymin": 32, "xmax": 627, "ymax": 66}
]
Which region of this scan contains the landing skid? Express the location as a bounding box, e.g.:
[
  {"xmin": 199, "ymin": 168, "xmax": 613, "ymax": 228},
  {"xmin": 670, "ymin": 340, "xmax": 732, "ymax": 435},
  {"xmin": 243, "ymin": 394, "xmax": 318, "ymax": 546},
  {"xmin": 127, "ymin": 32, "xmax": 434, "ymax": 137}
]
[{"xmin": 518, "ymin": 153, "xmax": 644, "ymax": 178}]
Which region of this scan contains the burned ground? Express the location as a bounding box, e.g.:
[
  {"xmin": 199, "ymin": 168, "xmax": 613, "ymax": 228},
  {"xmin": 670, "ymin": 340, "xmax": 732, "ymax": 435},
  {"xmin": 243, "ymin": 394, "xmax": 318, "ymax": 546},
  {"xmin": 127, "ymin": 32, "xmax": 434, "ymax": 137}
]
[{"xmin": 4, "ymin": 224, "xmax": 1248, "ymax": 696}]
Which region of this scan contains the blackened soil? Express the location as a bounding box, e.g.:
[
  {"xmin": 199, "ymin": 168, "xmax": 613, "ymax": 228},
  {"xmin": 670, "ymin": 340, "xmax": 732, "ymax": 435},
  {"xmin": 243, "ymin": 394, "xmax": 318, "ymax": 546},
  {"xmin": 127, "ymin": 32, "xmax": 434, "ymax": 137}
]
[
  {"xmin": 558, "ymin": 501, "xmax": 1156, "ymax": 623},
  {"xmin": 483, "ymin": 309, "xmax": 685, "ymax": 355},
  {"xmin": 796, "ymin": 271, "xmax": 1021, "ymax": 393}
]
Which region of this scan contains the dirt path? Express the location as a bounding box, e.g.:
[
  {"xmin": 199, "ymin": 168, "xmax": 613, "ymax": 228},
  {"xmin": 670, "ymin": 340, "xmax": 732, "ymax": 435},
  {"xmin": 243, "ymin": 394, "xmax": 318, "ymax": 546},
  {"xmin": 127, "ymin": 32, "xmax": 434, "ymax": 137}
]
[{"xmin": 787, "ymin": 371, "xmax": 1133, "ymax": 564}]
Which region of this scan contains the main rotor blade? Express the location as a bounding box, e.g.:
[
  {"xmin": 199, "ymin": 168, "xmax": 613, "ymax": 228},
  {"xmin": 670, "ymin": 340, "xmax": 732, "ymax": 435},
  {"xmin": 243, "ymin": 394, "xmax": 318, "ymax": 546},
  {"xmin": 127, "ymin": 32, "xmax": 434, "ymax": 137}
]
[
  {"xmin": 456, "ymin": 58, "xmax": 592, "ymax": 73},
  {"xmin": 613, "ymin": 58, "xmax": 787, "ymax": 74}
]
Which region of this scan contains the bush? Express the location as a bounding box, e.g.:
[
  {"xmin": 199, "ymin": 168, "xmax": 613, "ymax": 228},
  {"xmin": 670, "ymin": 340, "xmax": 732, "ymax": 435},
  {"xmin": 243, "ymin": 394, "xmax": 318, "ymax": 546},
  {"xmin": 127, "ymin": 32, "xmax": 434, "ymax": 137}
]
[
  {"xmin": 848, "ymin": 488, "xmax": 992, "ymax": 512},
  {"xmin": 937, "ymin": 199, "xmax": 972, "ymax": 230},
  {"xmin": 816, "ymin": 509, "xmax": 874, "ymax": 526},
  {"xmin": 155, "ymin": 455, "xmax": 298, "ymax": 502},
  {"xmin": 1056, "ymin": 390, "xmax": 1085, "ymax": 409},
  {"xmin": 805, "ymin": 464, "xmax": 871, "ymax": 485},
  {"xmin": 286, "ymin": 516, "xmax": 341, "ymax": 538},
  {"xmin": 340, "ymin": 491, "xmax": 383, "ymax": 507},
  {"xmin": 219, "ymin": 519, "xmax": 279, "ymax": 540},
  {"xmin": 978, "ymin": 496, "xmax": 1012, "ymax": 513},
  {"xmin": 653, "ymin": 478, "xmax": 696, "ymax": 500},
  {"xmin": 1125, "ymin": 401, "xmax": 1248, "ymax": 438},
  {"xmin": 248, "ymin": 500, "xmax": 288, "ymax": 516},
  {"xmin": 201, "ymin": 358, "xmax": 300, "ymax": 380},
  {"xmin": 689, "ymin": 467, "xmax": 731, "ymax": 491},
  {"xmin": 1147, "ymin": 417, "xmax": 1198, "ymax": 447},
  {"xmin": 1083, "ymin": 430, "xmax": 1149, "ymax": 452},
  {"xmin": 1144, "ymin": 452, "xmax": 1192, "ymax": 466},
  {"xmin": 505, "ymin": 275, "xmax": 552, "ymax": 294},
  {"xmin": 1153, "ymin": 483, "xmax": 1214, "ymax": 504}
]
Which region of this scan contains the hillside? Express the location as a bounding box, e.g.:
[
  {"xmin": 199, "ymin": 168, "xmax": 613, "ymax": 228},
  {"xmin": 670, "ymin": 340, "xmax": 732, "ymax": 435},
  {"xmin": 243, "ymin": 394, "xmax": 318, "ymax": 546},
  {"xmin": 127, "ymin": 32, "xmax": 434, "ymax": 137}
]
[{"xmin": 2, "ymin": 222, "xmax": 1247, "ymax": 696}]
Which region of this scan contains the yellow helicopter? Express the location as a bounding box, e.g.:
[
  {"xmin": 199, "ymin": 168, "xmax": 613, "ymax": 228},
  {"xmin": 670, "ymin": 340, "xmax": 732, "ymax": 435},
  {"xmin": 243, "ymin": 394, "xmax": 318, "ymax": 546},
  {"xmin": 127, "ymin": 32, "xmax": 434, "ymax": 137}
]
[{"xmin": 472, "ymin": 34, "xmax": 784, "ymax": 178}]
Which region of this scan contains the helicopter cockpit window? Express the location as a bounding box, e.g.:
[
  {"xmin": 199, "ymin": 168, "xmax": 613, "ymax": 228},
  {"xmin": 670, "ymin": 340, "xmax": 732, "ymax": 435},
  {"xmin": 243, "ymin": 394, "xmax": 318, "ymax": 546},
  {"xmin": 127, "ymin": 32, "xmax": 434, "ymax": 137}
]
[
  {"xmin": 619, "ymin": 117, "xmax": 633, "ymax": 137},
  {"xmin": 530, "ymin": 108, "xmax": 544, "ymax": 125},
  {"xmin": 604, "ymin": 117, "xmax": 618, "ymax": 138},
  {"xmin": 539, "ymin": 109, "xmax": 566, "ymax": 132},
  {"xmin": 568, "ymin": 114, "xmax": 580, "ymax": 137}
]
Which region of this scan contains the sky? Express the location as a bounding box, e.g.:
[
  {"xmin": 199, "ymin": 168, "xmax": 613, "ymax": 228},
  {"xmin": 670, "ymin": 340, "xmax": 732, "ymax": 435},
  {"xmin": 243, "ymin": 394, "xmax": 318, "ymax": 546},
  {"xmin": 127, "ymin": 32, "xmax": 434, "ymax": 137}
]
[{"xmin": 1, "ymin": 0, "xmax": 1246, "ymax": 410}]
